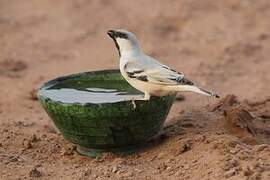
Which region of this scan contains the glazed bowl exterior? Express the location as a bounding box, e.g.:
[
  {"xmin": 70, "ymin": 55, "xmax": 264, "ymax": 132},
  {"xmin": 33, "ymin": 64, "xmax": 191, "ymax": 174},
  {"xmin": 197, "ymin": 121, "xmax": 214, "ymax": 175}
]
[{"xmin": 38, "ymin": 70, "xmax": 175, "ymax": 156}]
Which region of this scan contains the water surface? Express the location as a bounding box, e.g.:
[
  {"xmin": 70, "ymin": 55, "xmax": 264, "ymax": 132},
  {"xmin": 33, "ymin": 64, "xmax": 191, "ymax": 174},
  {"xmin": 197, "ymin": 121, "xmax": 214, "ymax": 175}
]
[{"xmin": 39, "ymin": 79, "xmax": 143, "ymax": 104}]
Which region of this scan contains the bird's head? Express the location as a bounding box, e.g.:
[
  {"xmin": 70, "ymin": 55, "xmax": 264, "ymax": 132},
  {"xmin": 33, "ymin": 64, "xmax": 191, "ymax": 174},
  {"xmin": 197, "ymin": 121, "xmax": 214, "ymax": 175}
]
[{"xmin": 107, "ymin": 29, "xmax": 140, "ymax": 57}]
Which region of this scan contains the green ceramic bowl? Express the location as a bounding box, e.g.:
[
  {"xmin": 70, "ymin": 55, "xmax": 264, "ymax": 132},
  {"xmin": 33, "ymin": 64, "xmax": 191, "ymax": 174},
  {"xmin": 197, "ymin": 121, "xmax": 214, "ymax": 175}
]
[{"xmin": 38, "ymin": 69, "xmax": 175, "ymax": 157}]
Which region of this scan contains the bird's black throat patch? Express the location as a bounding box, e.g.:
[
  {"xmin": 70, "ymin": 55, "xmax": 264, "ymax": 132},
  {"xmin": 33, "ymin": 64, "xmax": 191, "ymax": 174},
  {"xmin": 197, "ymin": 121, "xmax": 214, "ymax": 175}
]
[
  {"xmin": 108, "ymin": 30, "xmax": 129, "ymax": 57},
  {"xmin": 112, "ymin": 38, "xmax": 121, "ymax": 57}
]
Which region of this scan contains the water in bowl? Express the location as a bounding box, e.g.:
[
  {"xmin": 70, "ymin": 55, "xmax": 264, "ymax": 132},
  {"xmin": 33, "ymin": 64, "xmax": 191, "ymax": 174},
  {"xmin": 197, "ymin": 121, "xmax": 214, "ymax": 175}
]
[{"xmin": 39, "ymin": 79, "xmax": 143, "ymax": 104}]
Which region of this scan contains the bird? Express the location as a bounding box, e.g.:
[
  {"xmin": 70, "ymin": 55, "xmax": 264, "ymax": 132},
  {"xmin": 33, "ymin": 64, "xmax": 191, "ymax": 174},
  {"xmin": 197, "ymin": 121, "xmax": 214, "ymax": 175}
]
[{"xmin": 107, "ymin": 29, "xmax": 220, "ymax": 101}]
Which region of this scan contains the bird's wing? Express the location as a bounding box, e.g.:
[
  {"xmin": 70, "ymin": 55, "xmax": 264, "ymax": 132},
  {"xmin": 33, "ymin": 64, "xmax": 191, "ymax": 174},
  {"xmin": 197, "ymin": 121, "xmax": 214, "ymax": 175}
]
[{"xmin": 124, "ymin": 62, "xmax": 193, "ymax": 85}]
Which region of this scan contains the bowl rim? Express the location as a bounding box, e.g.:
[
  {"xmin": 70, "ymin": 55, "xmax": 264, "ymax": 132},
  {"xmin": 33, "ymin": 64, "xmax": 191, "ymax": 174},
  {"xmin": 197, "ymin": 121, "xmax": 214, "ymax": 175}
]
[
  {"xmin": 37, "ymin": 69, "xmax": 141, "ymax": 106},
  {"xmin": 37, "ymin": 69, "xmax": 175, "ymax": 106},
  {"xmin": 39, "ymin": 69, "xmax": 121, "ymax": 90}
]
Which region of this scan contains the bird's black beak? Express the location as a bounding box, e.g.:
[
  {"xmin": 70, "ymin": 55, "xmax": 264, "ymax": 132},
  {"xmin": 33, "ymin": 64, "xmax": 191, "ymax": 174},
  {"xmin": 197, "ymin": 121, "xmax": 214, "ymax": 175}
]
[{"xmin": 107, "ymin": 30, "xmax": 116, "ymax": 39}]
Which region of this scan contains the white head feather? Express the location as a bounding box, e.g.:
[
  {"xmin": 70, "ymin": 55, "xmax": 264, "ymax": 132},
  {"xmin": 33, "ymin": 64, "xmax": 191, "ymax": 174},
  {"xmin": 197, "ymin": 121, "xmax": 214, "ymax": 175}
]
[{"xmin": 107, "ymin": 29, "xmax": 141, "ymax": 57}]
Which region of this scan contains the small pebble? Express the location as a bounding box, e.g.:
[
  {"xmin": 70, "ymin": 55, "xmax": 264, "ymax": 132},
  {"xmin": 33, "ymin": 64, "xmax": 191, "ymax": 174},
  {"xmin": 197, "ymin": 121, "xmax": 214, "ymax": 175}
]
[
  {"xmin": 112, "ymin": 166, "xmax": 119, "ymax": 173},
  {"xmin": 60, "ymin": 145, "xmax": 75, "ymax": 156},
  {"xmin": 178, "ymin": 142, "xmax": 191, "ymax": 154},
  {"xmin": 157, "ymin": 152, "xmax": 165, "ymax": 159},
  {"xmin": 23, "ymin": 140, "xmax": 32, "ymax": 149},
  {"xmin": 229, "ymin": 149, "xmax": 239, "ymax": 155},
  {"xmin": 29, "ymin": 168, "xmax": 42, "ymax": 177},
  {"xmin": 243, "ymin": 166, "xmax": 253, "ymax": 176}
]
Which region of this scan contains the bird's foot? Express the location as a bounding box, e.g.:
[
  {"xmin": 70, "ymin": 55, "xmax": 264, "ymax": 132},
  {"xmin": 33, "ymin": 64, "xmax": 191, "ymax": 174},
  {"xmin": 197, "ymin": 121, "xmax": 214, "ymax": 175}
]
[
  {"xmin": 132, "ymin": 100, "xmax": 136, "ymax": 109},
  {"xmin": 130, "ymin": 93, "xmax": 150, "ymax": 109}
]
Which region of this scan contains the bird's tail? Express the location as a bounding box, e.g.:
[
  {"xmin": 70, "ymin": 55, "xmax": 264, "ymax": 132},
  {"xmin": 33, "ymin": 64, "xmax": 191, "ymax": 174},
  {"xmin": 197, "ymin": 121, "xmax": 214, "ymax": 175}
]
[{"xmin": 170, "ymin": 85, "xmax": 220, "ymax": 98}]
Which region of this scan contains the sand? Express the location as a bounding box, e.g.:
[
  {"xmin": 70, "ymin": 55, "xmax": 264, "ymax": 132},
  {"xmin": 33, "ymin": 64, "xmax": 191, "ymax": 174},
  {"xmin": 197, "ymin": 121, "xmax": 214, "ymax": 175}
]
[{"xmin": 0, "ymin": 0, "xmax": 269, "ymax": 179}]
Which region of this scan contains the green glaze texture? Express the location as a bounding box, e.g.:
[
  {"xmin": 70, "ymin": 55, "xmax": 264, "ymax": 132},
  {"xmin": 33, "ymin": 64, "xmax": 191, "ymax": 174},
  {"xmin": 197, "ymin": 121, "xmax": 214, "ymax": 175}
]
[{"xmin": 38, "ymin": 70, "xmax": 175, "ymax": 155}]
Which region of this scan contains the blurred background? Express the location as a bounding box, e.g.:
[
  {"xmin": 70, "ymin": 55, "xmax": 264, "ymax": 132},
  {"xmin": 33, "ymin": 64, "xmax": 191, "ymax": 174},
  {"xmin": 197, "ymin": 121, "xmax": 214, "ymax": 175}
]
[{"xmin": 0, "ymin": 0, "xmax": 270, "ymax": 179}]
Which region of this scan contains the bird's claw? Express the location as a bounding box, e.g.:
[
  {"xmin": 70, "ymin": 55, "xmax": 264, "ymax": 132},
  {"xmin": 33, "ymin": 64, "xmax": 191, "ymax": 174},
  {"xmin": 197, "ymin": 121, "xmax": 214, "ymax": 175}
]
[{"xmin": 131, "ymin": 100, "xmax": 136, "ymax": 109}]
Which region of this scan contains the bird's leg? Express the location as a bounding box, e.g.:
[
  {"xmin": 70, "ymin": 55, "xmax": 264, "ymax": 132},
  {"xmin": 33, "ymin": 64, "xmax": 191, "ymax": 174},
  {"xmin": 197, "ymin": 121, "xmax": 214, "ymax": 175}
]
[
  {"xmin": 131, "ymin": 92, "xmax": 150, "ymax": 109},
  {"xmin": 143, "ymin": 92, "xmax": 150, "ymax": 101},
  {"xmin": 133, "ymin": 92, "xmax": 150, "ymax": 101},
  {"xmin": 131, "ymin": 100, "xmax": 136, "ymax": 109}
]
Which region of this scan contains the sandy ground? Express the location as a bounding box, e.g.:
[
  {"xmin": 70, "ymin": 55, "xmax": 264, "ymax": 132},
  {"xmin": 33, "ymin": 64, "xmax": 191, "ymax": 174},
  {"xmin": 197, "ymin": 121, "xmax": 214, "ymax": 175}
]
[{"xmin": 0, "ymin": 0, "xmax": 270, "ymax": 179}]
